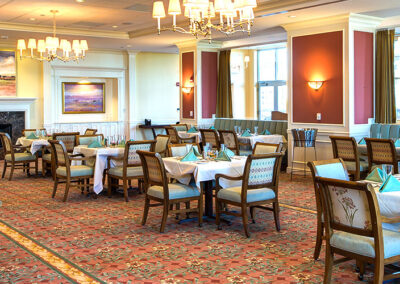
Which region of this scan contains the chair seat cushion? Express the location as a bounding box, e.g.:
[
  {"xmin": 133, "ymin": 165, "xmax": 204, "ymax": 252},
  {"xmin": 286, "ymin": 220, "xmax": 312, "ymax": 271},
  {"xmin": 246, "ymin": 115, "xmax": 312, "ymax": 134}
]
[
  {"xmin": 344, "ymin": 160, "xmax": 368, "ymax": 172},
  {"xmin": 239, "ymin": 150, "xmax": 253, "ymax": 156},
  {"xmin": 56, "ymin": 165, "xmax": 93, "ymax": 177},
  {"xmin": 217, "ymin": 186, "xmax": 276, "ymax": 203},
  {"xmin": 108, "ymin": 166, "xmax": 143, "ymax": 178},
  {"xmin": 330, "ymin": 229, "xmax": 400, "ymax": 259},
  {"xmin": 42, "ymin": 153, "xmax": 52, "ymax": 162},
  {"xmin": 5, "ymin": 153, "xmax": 36, "ymax": 162},
  {"xmin": 147, "ymin": 183, "xmax": 200, "ymax": 200}
]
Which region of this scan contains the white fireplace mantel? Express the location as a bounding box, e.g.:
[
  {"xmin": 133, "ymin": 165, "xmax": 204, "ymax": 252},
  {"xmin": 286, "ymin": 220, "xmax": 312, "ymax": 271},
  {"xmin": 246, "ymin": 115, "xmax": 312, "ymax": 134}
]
[{"xmin": 0, "ymin": 97, "xmax": 37, "ymax": 128}]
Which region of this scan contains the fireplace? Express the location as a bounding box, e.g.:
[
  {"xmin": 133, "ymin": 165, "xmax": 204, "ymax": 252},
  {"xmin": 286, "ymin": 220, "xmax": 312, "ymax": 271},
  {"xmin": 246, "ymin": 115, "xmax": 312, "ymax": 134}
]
[{"xmin": 0, "ymin": 112, "xmax": 25, "ymax": 158}]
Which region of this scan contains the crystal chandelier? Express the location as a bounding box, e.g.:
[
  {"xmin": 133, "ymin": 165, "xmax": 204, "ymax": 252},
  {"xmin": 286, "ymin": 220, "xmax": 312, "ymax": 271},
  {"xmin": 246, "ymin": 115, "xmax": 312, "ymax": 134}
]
[
  {"xmin": 152, "ymin": 0, "xmax": 257, "ymax": 41},
  {"xmin": 17, "ymin": 10, "xmax": 88, "ymax": 62}
]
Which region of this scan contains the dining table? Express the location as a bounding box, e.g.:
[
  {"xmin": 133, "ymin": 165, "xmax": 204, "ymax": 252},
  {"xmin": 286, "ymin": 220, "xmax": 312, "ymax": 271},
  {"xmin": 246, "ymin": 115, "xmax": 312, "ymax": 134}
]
[
  {"xmin": 16, "ymin": 137, "xmax": 50, "ymax": 154},
  {"xmin": 163, "ymin": 155, "xmax": 247, "ymax": 218}
]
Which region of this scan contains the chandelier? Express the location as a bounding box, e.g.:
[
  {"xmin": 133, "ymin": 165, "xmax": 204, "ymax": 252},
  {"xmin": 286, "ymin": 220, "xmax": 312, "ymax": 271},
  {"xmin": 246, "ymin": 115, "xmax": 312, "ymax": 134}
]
[
  {"xmin": 17, "ymin": 10, "xmax": 88, "ymax": 62},
  {"xmin": 152, "ymin": 0, "xmax": 257, "ymax": 41}
]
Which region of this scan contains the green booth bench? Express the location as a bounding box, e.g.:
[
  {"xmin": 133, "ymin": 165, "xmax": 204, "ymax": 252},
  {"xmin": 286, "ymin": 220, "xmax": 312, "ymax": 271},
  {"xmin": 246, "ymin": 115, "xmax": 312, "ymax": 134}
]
[{"xmin": 370, "ymin": 123, "xmax": 400, "ymax": 139}]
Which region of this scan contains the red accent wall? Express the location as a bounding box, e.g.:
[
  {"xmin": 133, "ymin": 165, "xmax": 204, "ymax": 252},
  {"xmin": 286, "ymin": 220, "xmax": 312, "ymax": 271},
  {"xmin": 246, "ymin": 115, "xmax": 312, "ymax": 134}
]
[
  {"xmin": 201, "ymin": 52, "xmax": 218, "ymax": 118},
  {"xmin": 354, "ymin": 31, "xmax": 373, "ymax": 124},
  {"xmin": 292, "ymin": 31, "xmax": 343, "ymax": 124},
  {"xmin": 182, "ymin": 52, "xmax": 194, "ymax": 119}
]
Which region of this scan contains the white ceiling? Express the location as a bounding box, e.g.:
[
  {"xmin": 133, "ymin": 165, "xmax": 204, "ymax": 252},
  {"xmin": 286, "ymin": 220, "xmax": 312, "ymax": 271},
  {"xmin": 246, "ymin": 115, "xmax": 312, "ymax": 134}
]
[{"xmin": 0, "ymin": 0, "xmax": 398, "ymax": 53}]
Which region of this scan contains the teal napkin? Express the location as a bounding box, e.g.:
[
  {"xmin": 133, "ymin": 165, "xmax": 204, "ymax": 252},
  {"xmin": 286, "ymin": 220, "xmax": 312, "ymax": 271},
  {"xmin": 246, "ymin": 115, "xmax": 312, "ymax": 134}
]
[
  {"xmin": 186, "ymin": 144, "xmax": 202, "ymax": 157},
  {"xmin": 216, "ymin": 150, "xmax": 231, "ymax": 162},
  {"xmin": 261, "ymin": 129, "xmax": 271, "ymax": 135},
  {"xmin": 181, "ymin": 148, "xmax": 199, "ymax": 162},
  {"xmin": 366, "ymin": 168, "xmax": 385, "ymax": 182},
  {"xmin": 88, "ymin": 140, "xmax": 102, "ymax": 148},
  {"xmin": 358, "ymin": 138, "xmax": 366, "ymax": 145},
  {"xmin": 224, "ymin": 148, "xmax": 235, "ymax": 158},
  {"xmin": 27, "ymin": 133, "xmax": 38, "ymax": 139},
  {"xmin": 209, "ymin": 126, "xmax": 215, "ymax": 130},
  {"xmin": 379, "ymin": 175, "xmax": 400, "ymax": 192},
  {"xmin": 187, "ymin": 127, "xmax": 198, "ymax": 133},
  {"xmin": 241, "ymin": 129, "xmax": 252, "ymax": 137},
  {"xmin": 395, "ymin": 139, "xmax": 400, "ymax": 147}
]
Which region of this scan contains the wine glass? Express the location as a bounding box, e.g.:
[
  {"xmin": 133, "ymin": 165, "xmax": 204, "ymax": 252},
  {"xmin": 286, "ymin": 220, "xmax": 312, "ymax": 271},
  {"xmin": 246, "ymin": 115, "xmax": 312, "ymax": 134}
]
[{"xmin": 382, "ymin": 164, "xmax": 393, "ymax": 180}]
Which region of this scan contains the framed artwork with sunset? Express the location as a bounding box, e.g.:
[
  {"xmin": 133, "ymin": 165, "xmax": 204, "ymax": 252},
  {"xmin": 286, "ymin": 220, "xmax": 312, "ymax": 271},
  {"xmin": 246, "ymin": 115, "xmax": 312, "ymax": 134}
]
[
  {"xmin": 0, "ymin": 50, "xmax": 16, "ymax": 97},
  {"xmin": 62, "ymin": 82, "xmax": 105, "ymax": 114}
]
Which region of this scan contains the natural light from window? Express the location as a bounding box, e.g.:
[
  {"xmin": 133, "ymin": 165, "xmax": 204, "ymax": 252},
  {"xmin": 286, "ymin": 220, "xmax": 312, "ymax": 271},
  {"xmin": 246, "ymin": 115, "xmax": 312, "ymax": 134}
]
[{"xmin": 395, "ymin": 36, "xmax": 400, "ymax": 118}]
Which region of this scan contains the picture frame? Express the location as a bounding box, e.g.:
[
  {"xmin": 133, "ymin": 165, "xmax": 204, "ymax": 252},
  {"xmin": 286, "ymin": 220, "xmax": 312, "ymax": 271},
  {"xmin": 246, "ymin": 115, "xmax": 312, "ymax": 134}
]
[
  {"xmin": 62, "ymin": 82, "xmax": 105, "ymax": 114},
  {"xmin": 0, "ymin": 50, "xmax": 17, "ymax": 97}
]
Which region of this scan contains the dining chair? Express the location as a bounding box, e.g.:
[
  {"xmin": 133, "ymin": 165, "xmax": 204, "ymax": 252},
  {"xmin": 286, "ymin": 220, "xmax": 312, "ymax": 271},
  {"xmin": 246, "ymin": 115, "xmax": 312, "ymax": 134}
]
[
  {"xmin": 253, "ymin": 142, "xmax": 283, "ymax": 155},
  {"xmin": 218, "ymin": 130, "xmax": 241, "ymax": 155},
  {"xmin": 316, "ymin": 177, "xmax": 400, "ymax": 283},
  {"xmin": 171, "ymin": 124, "xmax": 189, "ymax": 132},
  {"xmin": 84, "ymin": 128, "xmax": 98, "ymax": 135},
  {"xmin": 49, "ymin": 140, "xmax": 95, "ymax": 202},
  {"xmin": 215, "ymin": 152, "xmax": 284, "ymax": 237},
  {"xmin": 53, "ymin": 132, "xmax": 80, "ymax": 153},
  {"xmin": 137, "ymin": 150, "xmax": 203, "ymax": 233},
  {"xmin": 22, "ymin": 128, "xmax": 46, "ymax": 137},
  {"xmin": 107, "ymin": 140, "xmax": 155, "ymax": 202},
  {"xmin": 76, "ymin": 134, "xmax": 104, "ymax": 146},
  {"xmin": 200, "ymin": 129, "xmax": 220, "ymax": 150},
  {"xmin": 0, "ymin": 133, "xmax": 38, "ymax": 180},
  {"xmin": 41, "ymin": 146, "xmax": 53, "ymax": 177},
  {"xmin": 165, "ymin": 126, "xmax": 196, "ymax": 144},
  {"xmin": 330, "ymin": 136, "xmax": 368, "ymax": 180},
  {"xmin": 307, "ymin": 158, "xmax": 350, "ymax": 260},
  {"xmin": 365, "ymin": 138, "xmax": 399, "ymax": 174},
  {"xmin": 168, "ymin": 143, "xmax": 201, "ymax": 157},
  {"xmin": 154, "ymin": 135, "xmax": 170, "ymax": 157}
]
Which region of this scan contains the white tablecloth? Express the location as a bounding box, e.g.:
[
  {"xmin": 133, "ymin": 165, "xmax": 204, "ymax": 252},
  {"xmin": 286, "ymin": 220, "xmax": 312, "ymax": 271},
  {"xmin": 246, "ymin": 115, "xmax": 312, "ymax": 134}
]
[
  {"xmin": 178, "ymin": 131, "xmax": 201, "ymax": 143},
  {"xmin": 16, "ymin": 137, "xmax": 50, "ymax": 154},
  {"xmin": 238, "ymin": 134, "xmax": 287, "ymax": 148},
  {"xmin": 73, "ymin": 146, "xmax": 124, "ymax": 194},
  {"xmin": 163, "ymin": 156, "xmax": 247, "ymax": 188}
]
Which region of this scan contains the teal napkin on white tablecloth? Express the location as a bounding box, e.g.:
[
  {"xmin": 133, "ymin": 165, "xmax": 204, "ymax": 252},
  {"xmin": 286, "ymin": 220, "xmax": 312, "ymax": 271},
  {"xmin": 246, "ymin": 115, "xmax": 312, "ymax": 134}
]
[
  {"xmin": 26, "ymin": 133, "xmax": 38, "ymax": 139},
  {"xmin": 187, "ymin": 127, "xmax": 198, "ymax": 133},
  {"xmin": 181, "ymin": 148, "xmax": 199, "ymax": 162},
  {"xmin": 379, "ymin": 175, "xmax": 400, "ymax": 192}
]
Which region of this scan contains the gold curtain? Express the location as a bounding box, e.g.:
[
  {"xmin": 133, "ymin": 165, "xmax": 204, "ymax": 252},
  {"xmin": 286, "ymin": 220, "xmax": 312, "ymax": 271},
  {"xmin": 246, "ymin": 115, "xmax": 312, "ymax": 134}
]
[
  {"xmin": 375, "ymin": 29, "xmax": 395, "ymax": 123},
  {"xmin": 216, "ymin": 50, "xmax": 233, "ymax": 118}
]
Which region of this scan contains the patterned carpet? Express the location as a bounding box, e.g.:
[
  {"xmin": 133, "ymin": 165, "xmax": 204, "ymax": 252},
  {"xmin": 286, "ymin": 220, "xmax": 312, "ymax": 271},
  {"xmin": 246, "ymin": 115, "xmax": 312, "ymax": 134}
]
[{"xmin": 0, "ymin": 164, "xmax": 374, "ymax": 283}]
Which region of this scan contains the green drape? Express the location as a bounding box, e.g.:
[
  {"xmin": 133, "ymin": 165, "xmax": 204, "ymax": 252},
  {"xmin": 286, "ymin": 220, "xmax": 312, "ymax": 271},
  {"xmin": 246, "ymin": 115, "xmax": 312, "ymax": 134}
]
[
  {"xmin": 216, "ymin": 50, "xmax": 233, "ymax": 118},
  {"xmin": 375, "ymin": 29, "xmax": 395, "ymax": 123}
]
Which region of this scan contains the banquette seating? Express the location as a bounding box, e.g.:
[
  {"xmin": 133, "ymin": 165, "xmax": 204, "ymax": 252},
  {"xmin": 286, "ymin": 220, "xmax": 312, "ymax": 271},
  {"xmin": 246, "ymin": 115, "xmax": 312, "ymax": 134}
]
[{"xmin": 370, "ymin": 123, "xmax": 400, "ymax": 139}]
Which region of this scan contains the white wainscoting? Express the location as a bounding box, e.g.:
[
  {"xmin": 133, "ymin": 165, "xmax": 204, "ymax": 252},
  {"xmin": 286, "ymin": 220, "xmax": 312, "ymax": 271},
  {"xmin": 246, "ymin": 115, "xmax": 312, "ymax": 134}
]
[{"xmin": 44, "ymin": 121, "xmax": 125, "ymax": 137}]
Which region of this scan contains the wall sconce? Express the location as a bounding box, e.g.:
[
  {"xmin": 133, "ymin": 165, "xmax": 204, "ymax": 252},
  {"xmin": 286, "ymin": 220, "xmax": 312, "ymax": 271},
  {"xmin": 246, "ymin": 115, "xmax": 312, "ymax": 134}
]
[
  {"xmin": 244, "ymin": 55, "xmax": 250, "ymax": 69},
  {"xmin": 308, "ymin": 81, "xmax": 324, "ymax": 91},
  {"xmin": 182, "ymin": 75, "xmax": 194, "ymax": 94},
  {"xmin": 182, "ymin": 85, "xmax": 193, "ymax": 94}
]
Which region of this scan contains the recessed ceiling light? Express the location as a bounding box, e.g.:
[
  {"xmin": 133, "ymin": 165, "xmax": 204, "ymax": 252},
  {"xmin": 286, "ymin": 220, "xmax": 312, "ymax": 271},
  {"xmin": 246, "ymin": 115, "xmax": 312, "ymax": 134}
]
[
  {"xmin": 288, "ymin": 15, "xmax": 296, "ymax": 18},
  {"xmin": 29, "ymin": 17, "xmax": 36, "ymax": 21},
  {"xmin": 112, "ymin": 25, "xmax": 118, "ymax": 28},
  {"xmin": 76, "ymin": 0, "xmax": 85, "ymax": 2}
]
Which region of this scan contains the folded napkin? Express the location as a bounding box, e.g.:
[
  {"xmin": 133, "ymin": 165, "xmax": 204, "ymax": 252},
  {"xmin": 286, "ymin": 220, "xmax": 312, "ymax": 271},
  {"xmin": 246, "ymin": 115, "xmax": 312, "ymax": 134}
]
[
  {"xmin": 181, "ymin": 148, "xmax": 199, "ymax": 162},
  {"xmin": 395, "ymin": 139, "xmax": 400, "ymax": 147},
  {"xmin": 186, "ymin": 144, "xmax": 202, "ymax": 157},
  {"xmin": 209, "ymin": 126, "xmax": 215, "ymax": 130},
  {"xmin": 88, "ymin": 140, "xmax": 102, "ymax": 148},
  {"xmin": 366, "ymin": 168, "xmax": 385, "ymax": 182},
  {"xmin": 187, "ymin": 127, "xmax": 198, "ymax": 133},
  {"xmin": 358, "ymin": 138, "xmax": 366, "ymax": 145},
  {"xmin": 379, "ymin": 175, "xmax": 400, "ymax": 192},
  {"xmin": 26, "ymin": 133, "xmax": 38, "ymax": 140},
  {"xmin": 261, "ymin": 129, "xmax": 271, "ymax": 135},
  {"xmin": 241, "ymin": 129, "xmax": 252, "ymax": 137},
  {"xmin": 216, "ymin": 150, "xmax": 231, "ymax": 162},
  {"xmin": 224, "ymin": 148, "xmax": 235, "ymax": 158}
]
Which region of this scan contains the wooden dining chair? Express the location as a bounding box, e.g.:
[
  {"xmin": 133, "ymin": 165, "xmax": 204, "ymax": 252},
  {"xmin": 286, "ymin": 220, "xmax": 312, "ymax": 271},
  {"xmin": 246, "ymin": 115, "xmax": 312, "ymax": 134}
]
[
  {"xmin": 165, "ymin": 126, "xmax": 196, "ymax": 144},
  {"xmin": 307, "ymin": 158, "xmax": 350, "ymax": 260},
  {"xmin": 107, "ymin": 140, "xmax": 155, "ymax": 202},
  {"xmin": 200, "ymin": 129, "xmax": 220, "ymax": 150},
  {"xmin": 365, "ymin": 138, "xmax": 399, "ymax": 174},
  {"xmin": 22, "ymin": 128, "xmax": 46, "ymax": 137},
  {"xmin": 253, "ymin": 142, "xmax": 282, "ymax": 155},
  {"xmin": 316, "ymin": 177, "xmax": 400, "ymax": 283},
  {"xmin": 167, "ymin": 143, "xmax": 201, "ymax": 157},
  {"xmin": 330, "ymin": 136, "xmax": 368, "ymax": 180},
  {"xmin": 75, "ymin": 134, "xmax": 104, "ymax": 146},
  {"xmin": 49, "ymin": 140, "xmax": 95, "ymax": 202},
  {"xmin": 53, "ymin": 132, "xmax": 80, "ymax": 153},
  {"xmin": 171, "ymin": 124, "xmax": 189, "ymax": 132},
  {"xmin": 154, "ymin": 135, "xmax": 170, "ymax": 157},
  {"xmin": 0, "ymin": 133, "xmax": 38, "ymax": 180},
  {"xmin": 218, "ymin": 130, "xmax": 241, "ymax": 155},
  {"xmin": 215, "ymin": 152, "xmax": 284, "ymax": 237},
  {"xmin": 137, "ymin": 150, "xmax": 203, "ymax": 233},
  {"xmin": 84, "ymin": 128, "xmax": 98, "ymax": 135}
]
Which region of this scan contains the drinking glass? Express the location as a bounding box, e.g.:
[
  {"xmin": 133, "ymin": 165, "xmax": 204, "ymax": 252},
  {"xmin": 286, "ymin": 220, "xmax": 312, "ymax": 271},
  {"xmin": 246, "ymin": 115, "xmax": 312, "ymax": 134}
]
[
  {"xmin": 238, "ymin": 126, "xmax": 242, "ymax": 135},
  {"xmin": 221, "ymin": 144, "xmax": 226, "ymax": 151},
  {"xmin": 234, "ymin": 126, "xmax": 238, "ymax": 134},
  {"xmin": 382, "ymin": 164, "xmax": 393, "ymax": 179},
  {"xmin": 254, "ymin": 126, "xmax": 258, "ymax": 136}
]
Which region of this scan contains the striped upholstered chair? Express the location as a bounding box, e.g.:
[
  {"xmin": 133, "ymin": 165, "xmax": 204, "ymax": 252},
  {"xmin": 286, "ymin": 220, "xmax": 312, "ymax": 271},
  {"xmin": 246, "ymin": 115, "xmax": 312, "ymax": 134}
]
[
  {"xmin": 330, "ymin": 136, "xmax": 368, "ymax": 180},
  {"xmin": 53, "ymin": 132, "xmax": 80, "ymax": 153},
  {"xmin": 365, "ymin": 138, "xmax": 399, "ymax": 174},
  {"xmin": 253, "ymin": 142, "xmax": 283, "ymax": 155},
  {"xmin": 154, "ymin": 135, "xmax": 170, "ymax": 157},
  {"xmin": 215, "ymin": 152, "xmax": 283, "ymax": 237},
  {"xmin": 200, "ymin": 129, "xmax": 220, "ymax": 150},
  {"xmin": 76, "ymin": 134, "xmax": 104, "ymax": 146},
  {"xmin": 165, "ymin": 127, "xmax": 195, "ymax": 144}
]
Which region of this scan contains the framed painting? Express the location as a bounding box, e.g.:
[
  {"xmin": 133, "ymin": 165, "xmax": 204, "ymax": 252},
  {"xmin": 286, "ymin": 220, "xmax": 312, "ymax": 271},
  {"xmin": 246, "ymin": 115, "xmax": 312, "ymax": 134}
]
[
  {"xmin": 0, "ymin": 50, "xmax": 16, "ymax": 97},
  {"xmin": 62, "ymin": 82, "xmax": 105, "ymax": 114}
]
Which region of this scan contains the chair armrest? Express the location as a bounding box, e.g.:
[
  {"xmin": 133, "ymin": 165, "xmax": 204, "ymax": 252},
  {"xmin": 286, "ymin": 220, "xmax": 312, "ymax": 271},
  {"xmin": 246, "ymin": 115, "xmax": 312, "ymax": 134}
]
[
  {"xmin": 70, "ymin": 156, "xmax": 93, "ymax": 162},
  {"xmin": 107, "ymin": 156, "xmax": 124, "ymax": 169},
  {"xmin": 68, "ymin": 153, "xmax": 84, "ymax": 158},
  {"xmin": 382, "ymin": 216, "xmax": 400, "ymax": 224},
  {"xmin": 215, "ymin": 174, "xmax": 243, "ymax": 189},
  {"xmin": 180, "ymin": 137, "xmax": 196, "ymax": 142}
]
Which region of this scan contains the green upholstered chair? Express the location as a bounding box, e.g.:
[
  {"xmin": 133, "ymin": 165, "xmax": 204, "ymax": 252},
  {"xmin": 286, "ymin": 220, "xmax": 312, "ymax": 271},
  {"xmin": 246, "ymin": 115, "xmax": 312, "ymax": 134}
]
[
  {"xmin": 168, "ymin": 143, "xmax": 201, "ymax": 157},
  {"xmin": 50, "ymin": 140, "xmax": 94, "ymax": 202},
  {"xmin": 76, "ymin": 134, "xmax": 104, "ymax": 146},
  {"xmin": 107, "ymin": 140, "xmax": 155, "ymax": 202},
  {"xmin": 154, "ymin": 135, "xmax": 170, "ymax": 157},
  {"xmin": 0, "ymin": 132, "xmax": 38, "ymax": 180},
  {"xmin": 316, "ymin": 177, "xmax": 400, "ymax": 283},
  {"xmin": 84, "ymin": 128, "xmax": 97, "ymax": 135},
  {"xmin": 215, "ymin": 152, "xmax": 283, "ymax": 237},
  {"xmin": 370, "ymin": 124, "xmax": 382, "ymax": 138},
  {"xmin": 308, "ymin": 159, "xmax": 350, "ymax": 260},
  {"xmin": 380, "ymin": 125, "xmax": 391, "ymax": 139},
  {"xmin": 165, "ymin": 126, "xmax": 196, "ymax": 144},
  {"xmin": 137, "ymin": 150, "xmax": 203, "ymax": 233},
  {"xmin": 200, "ymin": 129, "xmax": 220, "ymax": 150}
]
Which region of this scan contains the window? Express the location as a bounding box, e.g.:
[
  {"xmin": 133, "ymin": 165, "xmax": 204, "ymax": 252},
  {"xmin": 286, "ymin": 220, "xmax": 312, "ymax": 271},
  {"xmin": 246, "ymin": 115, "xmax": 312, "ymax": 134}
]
[
  {"xmin": 395, "ymin": 36, "xmax": 400, "ymax": 118},
  {"xmin": 257, "ymin": 46, "xmax": 287, "ymax": 120}
]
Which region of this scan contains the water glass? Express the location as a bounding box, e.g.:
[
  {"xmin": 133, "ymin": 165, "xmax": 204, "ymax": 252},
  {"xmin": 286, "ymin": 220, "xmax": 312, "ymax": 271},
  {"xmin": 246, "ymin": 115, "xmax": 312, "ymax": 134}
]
[
  {"xmin": 382, "ymin": 164, "xmax": 393, "ymax": 179},
  {"xmin": 221, "ymin": 144, "xmax": 226, "ymax": 151},
  {"xmin": 254, "ymin": 126, "xmax": 258, "ymax": 136}
]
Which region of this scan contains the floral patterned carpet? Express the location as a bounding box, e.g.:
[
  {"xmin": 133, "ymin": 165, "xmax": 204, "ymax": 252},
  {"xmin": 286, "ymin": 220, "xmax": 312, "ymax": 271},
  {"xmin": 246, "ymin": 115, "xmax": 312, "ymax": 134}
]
[{"xmin": 0, "ymin": 165, "xmax": 374, "ymax": 283}]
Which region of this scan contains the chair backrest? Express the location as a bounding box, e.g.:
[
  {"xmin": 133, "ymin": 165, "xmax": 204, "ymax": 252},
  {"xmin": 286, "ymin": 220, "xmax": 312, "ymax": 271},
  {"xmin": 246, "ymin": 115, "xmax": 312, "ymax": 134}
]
[
  {"xmin": 0, "ymin": 132, "xmax": 13, "ymax": 156},
  {"xmin": 291, "ymin": 128, "xmax": 318, "ymax": 147},
  {"xmin": 52, "ymin": 132, "xmax": 79, "ymax": 153},
  {"xmin": 124, "ymin": 140, "xmax": 155, "ymax": 167},
  {"xmin": 84, "ymin": 128, "xmax": 98, "ymax": 135},
  {"xmin": 329, "ymin": 136, "xmax": 359, "ymax": 162},
  {"xmin": 218, "ymin": 130, "xmax": 239, "ymax": 155},
  {"xmin": 316, "ymin": 177, "xmax": 382, "ymax": 249},
  {"xmin": 137, "ymin": 151, "xmax": 168, "ymax": 192},
  {"xmin": 154, "ymin": 135, "xmax": 170, "ymax": 155},
  {"xmin": 22, "ymin": 128, "xmax": 46, "ymax": 137},
  {"xmin": 365, "ymin": 138, "xmax": 398, "ymax": 173},
  {"xmin": 76, "ymin": 134, "xmax": 104, "ymax": 146},
  {"xmin": 172, "ymin": 124, "xmax": 188, "ymax": 132},
  {"xmin": 165, "ymin": 127, "xmax": 179, "ymax": 144},
  {"xmin": 253, "ymin": 142, "xmax": 281, "ymax": 155},
  {"xmin": 200, "ymin": 129, "xmax": 220, "ymax": 150},
  {"xmin": 49, "ymin": 140, "xmax": 69, "ymax": 168},
  {"xmin": 168, "ymin": 143, "xmax": 201, "ymax": 157}
]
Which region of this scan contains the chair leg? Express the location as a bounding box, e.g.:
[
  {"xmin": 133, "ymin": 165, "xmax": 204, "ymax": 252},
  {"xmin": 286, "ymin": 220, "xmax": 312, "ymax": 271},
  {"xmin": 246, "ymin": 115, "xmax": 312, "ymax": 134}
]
[
  {"xmin": 107, "ymin": 174, "xmax": 112, "ymax": 198},
  {"xmin": 2, "ymin": 161, "xmax": 7, "ymax": 178},
  {"xmin": 175, "ymin": 203, "xmax": 180, "ymax": 220},
  {"xmin": 42, "ymin": 160, "xmax": 46, "ymax": 177},
  {"xmin": 8, "ymin": 163, "xmax": 14, "ymax": 181},
  {"xmin": 198, "ymin": 195, "xmax": 203, "ymax": 227},
  {"xmin": 123, "ymin": 179, "xmax": 129, "ymax": 202},
  {"xmin": 52, "ymin": 177, "xmax": 59, "ymax": 198},
  {"xmin": 35, "ymin": 159, "xmax": 38, "ymax": 175},
  {"xmin": 63, "ymin": 179, "xmax": 71, "ymax": 202},
  {"xmin": 373, "ymin": 259, "xmax": 384, "ymax": 284},
  {"xmin": 314, "ymin": 219, "xmax": 324, "ymax": 260},
  {"xmin": 160, "ymin": 202, "xmax": 169, "ymax": 233},
  {"xmin": 241, "ymin": 204, "xmax": 250, "ymax": 238},
  {"xmin": 250, "ymin": 206, "xmax": 256, "ymax": 224},
  {"xmin": 356, "ymin": 260, "xmax": 365, "ymax": 280},
  {"xmin": 216, "ymin": 199, "xmax": 222, "ymax": 230},
  {"xmin": 273, "ymin": 202, "xmax": 281, "ymax": 231},
  {"xmin": 185, "ymin": 201, "xmax": 191, "ymax": 219},
  {"xmin": 323, "ymin": 245, "xmax": 333, "ymax": 284},
  {"xmin": 142, "ymin": 197, "xmax": 150, "ymax": 225}
]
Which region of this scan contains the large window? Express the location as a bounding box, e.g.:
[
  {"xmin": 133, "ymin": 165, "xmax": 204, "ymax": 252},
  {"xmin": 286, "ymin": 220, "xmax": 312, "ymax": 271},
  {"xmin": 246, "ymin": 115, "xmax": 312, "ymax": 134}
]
[
  {"xmin": 257, "ymin": 46, "xmax": 287, "ymax": 120},
  {"xmin": 395, "ymin": 36, "xmax": 400, "ymax": 118}
]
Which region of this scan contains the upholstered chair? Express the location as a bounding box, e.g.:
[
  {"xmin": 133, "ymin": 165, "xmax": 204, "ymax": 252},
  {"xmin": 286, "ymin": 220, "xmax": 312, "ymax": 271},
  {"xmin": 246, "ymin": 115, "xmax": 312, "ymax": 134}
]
[
  {"xmin": 316, "ymin": 177, "xmax": 400, "ymax": 283},
  {"xmin": 22, "ymin": 128, "xmax": 46, "ymax": 137},
  {"xmin": 154, "ymin": 135, "xmax": 170, "ymax": 157},
  {"xmin": 253, "ymin": 142, "xmax": 283, "ymax": 155},
  {"xmin": 50, "ymin": 140, "xmax": 94, "ymax": 202},
  {"xmin": 137, "ymin": 150, "xmax": 203, "ymax": 233},
  {"xmin": 76, "ymin": 134, "xmax": 104, "ymax": 146},
  {"xmin": 171, "ymin": 124, "xmax": 189, "ymax": 132},
  {"xmin": 84, "ymin": 128, "xmax": 98, "ymax": 135},
  {"xmin": 168, "ymin": 143, "xmax": 201, "ymax": 157},
  {"xmin": 107, "ymin": 140, "xmax": 155, "ymax": 202},
  {"xmin": 365, "ymin": 138, "xmax": 399, "ymax": 174},
  {"xmin": 215, "ymin": 152, "xmax": 283, "ymax": 237},
  {"xmin": 165, "ymin": 127, "xmax": 196, "ymax": 144},
  {"xmin": 307, "ymin": 159, "xmax": 350, "ymax": 260},
  {"xmin": 200, "ymin": 129, "xmax": 220, "ymax": 150},
  {"xmin": 0, "ymin": 133, "xmax": 38, "ymax": 180},
  {"xmin": 330, "ymin": 136, "xmax": 368, "ymax": 180},
  {"xmin": 53, "ymin": 132, "xmax": 80, "ymax": 153},
  {"xmin": 218, "ymin": 130, "xmax": 240, "ymax": 155}
]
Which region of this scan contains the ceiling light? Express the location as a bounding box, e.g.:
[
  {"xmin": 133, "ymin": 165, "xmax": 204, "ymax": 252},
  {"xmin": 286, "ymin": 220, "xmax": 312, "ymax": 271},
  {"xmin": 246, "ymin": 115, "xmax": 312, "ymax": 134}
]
[
  {"xmin": 76, "ymin": 0, "xmax": 85, "ymax": 2},
  {"xmin": 29, "ymin": 17, "xmax": 36, "ymax": 21},
  {"xmin": 288, "ymin": 15, "xmax": 296, "ymax": 18},
  {"xmin": 112, "ymin": 25, "xmax": 118, "ymax": 28}
]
